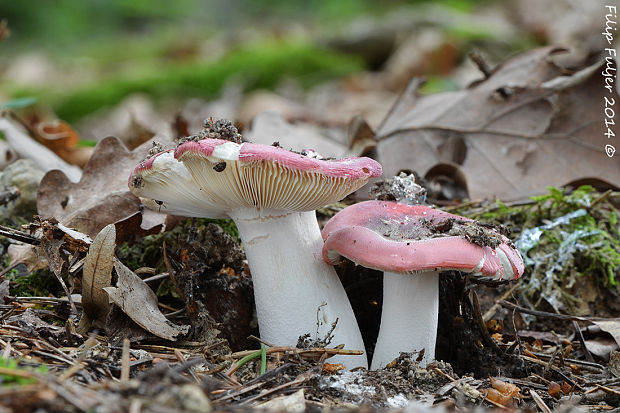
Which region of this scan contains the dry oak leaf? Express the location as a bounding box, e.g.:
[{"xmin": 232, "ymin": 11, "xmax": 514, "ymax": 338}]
[
  {"xmin": 37, "ymin": 135, "xmax": 173, "ymax": 239},
  {"xmin": 104, "ymin": 259, "xmax": 189, "ymax": 341},
  {"xmin": 375, "ymin": 47, "xmax": 620, "ymax": 200}
]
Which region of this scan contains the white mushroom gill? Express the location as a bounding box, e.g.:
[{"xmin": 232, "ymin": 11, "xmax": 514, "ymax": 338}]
[
  {"xmin": 180, "ymin": 150, "xmax": 361, "ymax": 213},
  {"xmin": 130, "ymin": 151, "xmax": 228, "ymax": 218}
]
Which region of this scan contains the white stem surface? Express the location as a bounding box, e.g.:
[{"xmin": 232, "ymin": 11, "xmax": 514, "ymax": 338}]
[
  {"xmin": 230, "ymin": 209, "xmax": 368, "ymax": 369},
  {"xmin": 371, "ymin": 271, "xmax": 439, "ymax": 370}
]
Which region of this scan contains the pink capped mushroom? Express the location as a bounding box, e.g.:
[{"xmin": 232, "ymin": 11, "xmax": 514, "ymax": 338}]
[
  {"xmin": 129, "ymin": 121, "xmax": 382, "ymax": 369},
  {"xmin": 322, "ymin": 198, "xmax": 524, "ymax": 369}
]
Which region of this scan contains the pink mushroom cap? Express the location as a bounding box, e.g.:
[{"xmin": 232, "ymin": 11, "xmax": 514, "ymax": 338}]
[
  {"xmin": 322, "ymin": 200, "xmax": 524, "ymax": 281},
  {"xmin": 130, "ymin": 138, "xmax": 382, "ymax": 216},
  {"xmin": 175, "ymin": 139, "xmax": 383, "ymax": 179}
]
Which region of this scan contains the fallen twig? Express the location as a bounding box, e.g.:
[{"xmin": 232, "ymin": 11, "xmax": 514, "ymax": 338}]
[
  {"xmin": 529, "ymin": 389, "xmax": 552, "ymax": 413},
  {"xmin": 230, "ymin": 346, "xmax": 363, "ymax": 362},
  {"xmin": 0, "ymin": 224, "xmax": 40, "ymax": 245}
]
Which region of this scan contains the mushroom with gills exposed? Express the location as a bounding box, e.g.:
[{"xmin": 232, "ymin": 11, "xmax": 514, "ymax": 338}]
[
  {"xmin": 321, "ymin": 177, "xmax": 525, "ymax": 369},
  {"xmin": 129, "ymin": 125, "xmax": 382, "ymax": 369}
]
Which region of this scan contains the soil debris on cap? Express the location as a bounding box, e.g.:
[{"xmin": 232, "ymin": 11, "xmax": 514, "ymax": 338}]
[
  {"xmin": 370, "ymin": 172, "xmax": 427, "ymax": 205},
  {"xmin": 376, "ymin": 215, "xmax": 504, "ymax": 249},
  {"xmin": 368, "ymin": 206, "xmax": 504, "ymax": 249},
  {"xmin": 131, "ymin": 175, "xmax": 144, "ymax": 189},
  {"xmin": 178, "ymin": 117, "xmax": 243, "ymax": 145},
  {"xmin": 148, "ymin": 141, "xmax": 165, "ymax": 157},
  {"xmin": 445, "ymin": 220, "xmax": 502, "ymax": 249}
]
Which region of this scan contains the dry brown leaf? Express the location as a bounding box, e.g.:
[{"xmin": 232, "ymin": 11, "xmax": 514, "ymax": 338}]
[
  {"xmin": 37, "ymin": 135, "xmax": 173, "ymax": 239},
  {"xmin": 322, "ymin": 363, "xmax": 346, "ymax": 374},
  {"xmin": 591, "ymin": 319, "xmax": 620, "ymax": 347},
  {"xmin": 347, "ymin": 115, "xmax": 376, "ymax": 157},
  {"xmin": 584, "ymin": 319, "xmax": 620, "ymax": 359},
  {"xmin": 31, "ymin": 118, "xmax": 96, "ymax": 167},
  {"xmin": 34, "ymin": 119, "xmax": 79, "ymax": 148},
  {"xmin": 375, "ymin": 47, "xmax": 620, "ymax": 200},
  {"xmin": 104, "ymin": 259, "xmax": 189, "ymax": 341},
  {"xmin": 78, "ymin": 224, "xmax": 115, "ymax": 333}
]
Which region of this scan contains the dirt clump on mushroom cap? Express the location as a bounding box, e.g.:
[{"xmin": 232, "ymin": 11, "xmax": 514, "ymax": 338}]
[
  {"xmin": 178, "ymin": 118, "xmax": 243, "ymax": 145},
  {"xmin": 369, "ymin": 212, "xmax": 504, "ymax": 249},
  {"xmin": 367, "ymin": 174, "xmax": 506, "ymax": 249}
]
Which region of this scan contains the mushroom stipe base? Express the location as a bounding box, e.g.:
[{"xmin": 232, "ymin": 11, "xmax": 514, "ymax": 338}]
[
  {"xmin": 231, "ymin": 209, "xmax": 368, "ymax": 369},
  {"xmin": 371, "ymin": 270, "xmax": 439, "ymax": 370}
]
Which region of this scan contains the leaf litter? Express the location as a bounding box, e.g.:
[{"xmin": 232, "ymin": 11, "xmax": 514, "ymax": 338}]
[{"xmin": 373, "ymin": 47, "xmax": 620, "ymax": 201}]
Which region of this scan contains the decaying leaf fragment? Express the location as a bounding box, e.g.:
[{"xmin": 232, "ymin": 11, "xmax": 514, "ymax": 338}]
[
  {"xmin": 36, "ymin": 218, "xmax": 93, "ymax": 314},
  {"xmin": 584, "ymin": 319, "xmax": 620, "ymax": 359},
  {"xmin": 7, "ymin": 244, "xmax": 49, "ymax": 273},
  {"xmin": 78, "ymin": 224, "xmax": 116, "ymax": 334},
  {"xmin": 484, "ymin": 377, "xmax": 521, "ymax": 407},
  {"xmin": 104, "ymin": 259, "xmax": 189, "ymax": 341},
  {"xmin": 590, "ymin": 319, "xmax": 620, "ymax": 349},
  {"xmin": 32, "ymin": 119, "xmax": 93, "ymax": 167}
]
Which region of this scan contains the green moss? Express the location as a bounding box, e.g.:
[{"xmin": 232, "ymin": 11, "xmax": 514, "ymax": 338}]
[
  {"xmin": 15, "ymin": 43, "xmax": 363, "ymax": 123},
  {"xmin": 4, "ymin": 268, "xmax": 62, "ymax": 298},
  {"xmin": 0, "ymin": 358, "xmax": 48, "ymax": 386},
  {"xmin": 452, "ymin": 186, "xmax": 620, "ymax": 312}
]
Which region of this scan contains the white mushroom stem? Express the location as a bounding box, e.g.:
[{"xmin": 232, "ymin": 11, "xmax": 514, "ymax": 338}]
[
  {"xmin": 230, "ymin": 208, "xmax": 368, "ymax": 369},
  {"xmin": 371, "ymin": 271, "xmax": 439, "ymax": 370}
]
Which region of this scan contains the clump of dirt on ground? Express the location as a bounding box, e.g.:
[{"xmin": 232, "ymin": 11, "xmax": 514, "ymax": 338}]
[{"xmin": 307, "ymin": 353, "xmax": 456, "ymax": 408}]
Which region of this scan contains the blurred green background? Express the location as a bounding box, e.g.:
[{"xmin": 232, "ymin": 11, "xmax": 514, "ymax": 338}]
[{"xmin": 0, "ymin": 0, "xmax": 535, "ymax": 123}]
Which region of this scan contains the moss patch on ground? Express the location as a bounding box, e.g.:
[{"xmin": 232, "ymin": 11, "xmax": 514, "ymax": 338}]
[{"xmin": 450, "ymin": 186, "xmax": 620, "ymax": 314}]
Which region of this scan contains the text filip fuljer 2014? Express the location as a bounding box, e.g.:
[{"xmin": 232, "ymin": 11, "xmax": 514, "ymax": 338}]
[{"xmin": 603, "ymin": 4, "xmax": 618, "ymax": 158}]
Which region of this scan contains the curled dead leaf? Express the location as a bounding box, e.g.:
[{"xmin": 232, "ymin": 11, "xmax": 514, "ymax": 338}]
[
  {"xmin": 78, "ymin": 224, "xmax": 116, "ymax": 333},
  {"xmin": 322, "ymin": 363, "xmax": 346, "ymax": 375},
  {"xmin": 484, "ymin": 377, "xmax": 521, "ymax": 407},
  {"xmin": 104, "ymin": 259, "xmax": 189, "ymax": 341}
]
